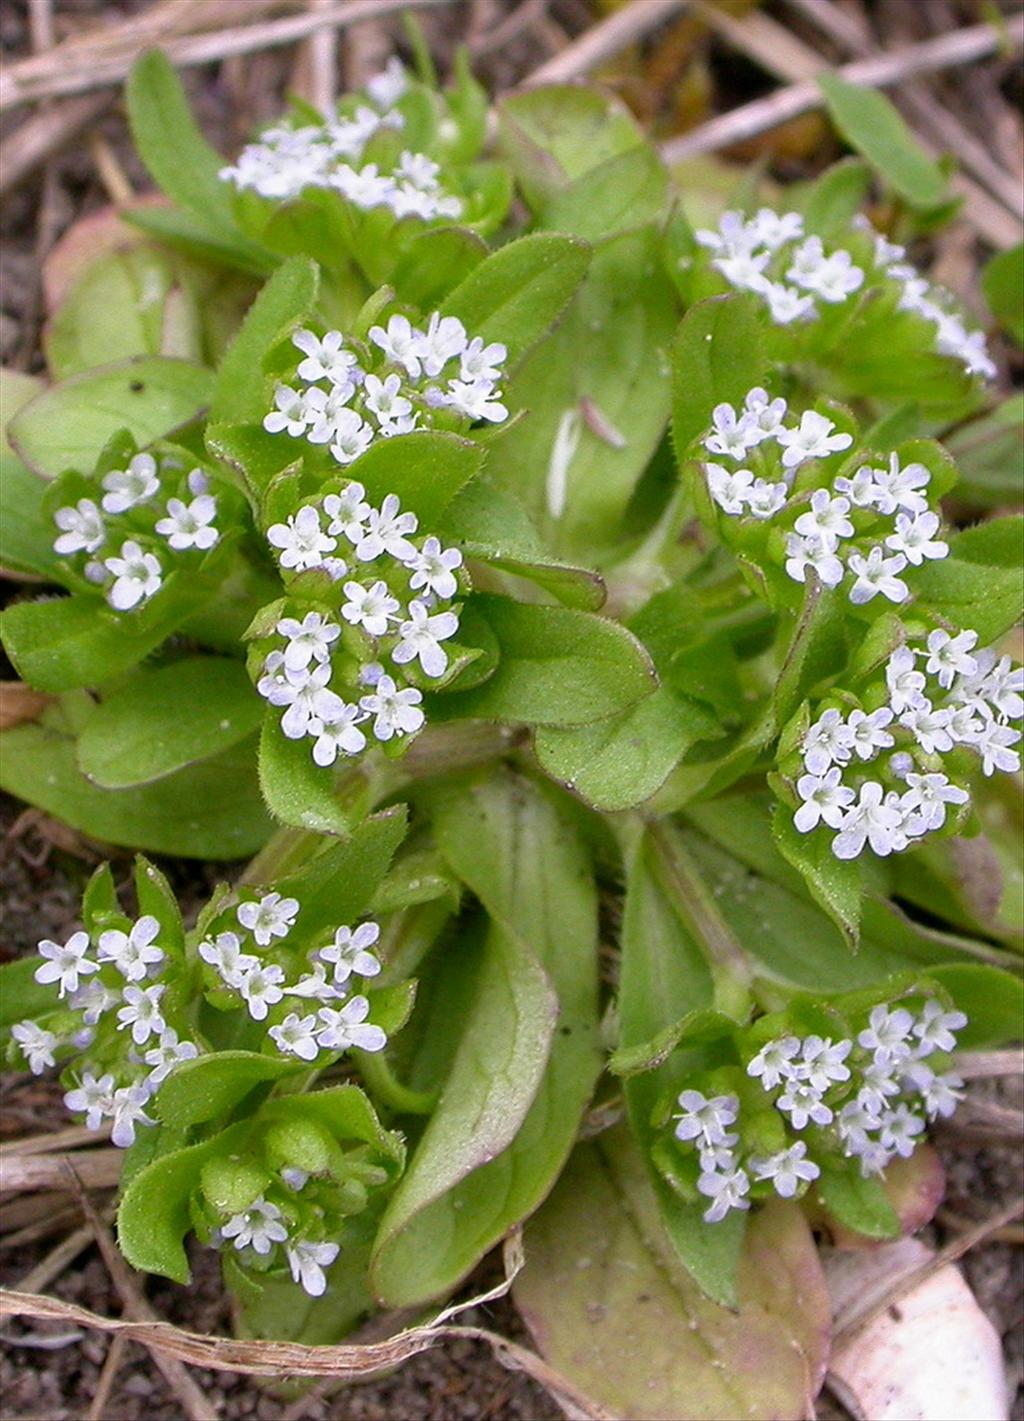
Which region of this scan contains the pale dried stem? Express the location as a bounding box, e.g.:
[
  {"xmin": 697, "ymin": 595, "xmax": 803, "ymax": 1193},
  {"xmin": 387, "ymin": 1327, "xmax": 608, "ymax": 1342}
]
[
  {"xmin": 342, "ymin": 0, "xmax": 391, "ymax": 92},
  {"xmin": 88, "ymin": 1333, "xmax": 129, "ymax": 1421},
  {"xmin": 0, "ymin": 1149, "xmax": 122, "ymax": 1192},
  {"xmin": 522, "ymin": 0, "xmax": 689, "ymax": 86},
  {"xmin": 296, "ymin": 0, "xmax": 338, "ymax": 112},
  {"xmin": 660, "ymin": 16, "xmax": 1024, "ymax": 186},
  {"xmin": 0, "ymin": 0, "xmax": 457, "ymax": 110},
  {"xmin": 0, "ymin": 1123, "xmax": 111, "ymax": 1158},
  {"xmin": 955, "ymin": 1048, "xmax": 1024, "ymax": 1080},
  {"xmin": 12, "ymin": 1222, "xmax": 96, "ymax": 1296},
  {"xmin": 469, "ymin": 0, "xmax": 549, "ymax": 58}
]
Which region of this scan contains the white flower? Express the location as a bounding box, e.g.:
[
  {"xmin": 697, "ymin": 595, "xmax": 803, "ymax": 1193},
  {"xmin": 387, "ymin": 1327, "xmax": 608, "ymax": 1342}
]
[
  {"xmin": 847, "ymin": 706, "xmax": 895, "ymax": 760},
  {"xmin": 973, "ymin": 720, "xmax": 1021, "ymax": 776},
  {"xmin": 199, "ymin": 931, "xmax": 258, "ymax": 987},
  {"xmin": 264, "ymin": 384, "xmax": 316, "ymax": 437},
  {"xmin": 747, "ymin": 1036, "xmax": 800, "ymax": 1090},
  {"xmin": 239, "ymin": 963, "xmax": 286, "ymax": 1022},
  {"xmin": 103, "ymin": 541, "xmax": 163, "ymax": 610},
  {"xmin": 899, "ymin": 701, "xmax": 954, "ymax": 755},
  {"xmin": 304, "ymin": 385, "xmax": 358, "ymax": 444},
  {"xmin": 316, "ymin": 995, "xmax": 387, "ymax": 1052},
  {"xmin": 695, "ymin": 210, "xmax": 761, "ymax": 255},
  {"xmin": 418, "ymin": 312, "xmax": 468, "ymax": 377},
  {"xmin": 332, "ymin": 160, "xmax": 397, "ymax": 209},
  {"xmin": 310, "ymin": 703, "xmax": 367, "ymax": 766},
  {"xmin": 705, "ymin": 402, "xmax": 756, "ymax": 460},
  {"xmin": 101, "ymin": 454, "xmax": 160, "ymax": 513},
  {"xmin": 368, "ymin": 314, "xmax": 424, "ymax": 378},
  {"xmin": 328, "ymin": 409, "xmax": 375, "ymax": 465},
  {"xmin": 71, "ymin": 980, "xmax": 118, "ymax": 1025},
  {"xmin": 442, "ymin": 378, "xmax": 508, "ymax": 424},
  {"xmin": 672, "ymin": 1090, "xmax": 739, "ymax": 1147},
  {"xmin": 281, "ymin": 1166, "xmax": 309, "ymax": 1191},
  {"xmin": 460, "ymin": 337, "xmax": 507, "ymax": 385},
  {"xmin": 762, "ymin": 281, "xmax": 817, "ymax": 325},
  {"xmin": 752, "ymin": 208, "xmax": 804, "ymax": 250},
  {"xmin": 706, "ymin": 463, "xmax": 753, "ymax": 515},
  {"xmin": 885, "ymin": 511, "xmax": 947, "ymax": 566},
  {"xmin": 320, "ymin": 921, "xmax": 381, "ymax": 985},
  {"xmin": 777, "ymin": 1080, "xmax": 833, "ymax": 1129},
  {"xmin": 286, "ymin": 1238, "xmax": 340, "ymax": 1297},
  {"xmin": 110, "ymin": 1084, "xmax": 155, "ymax": 1148},
  {"xmin": 34, "ymin": 930, "xmax": 97, "ymax": 999},
  {"xmin": 847, "ymin": 546, "xmax": 909, "ymax": 605},
  {"xmin": 323, "ymin": 482, "xmax": 372, "ymax": 543},
  {"xmin": 355, "ymin": 493, "xmax": 418, "ymax": 562},
  {"xmin": 155, "ymin": 495, "xmax": 219, "ymax": 552},
  {"xmin": 836, "ymin": 1098, "xmax": 880, "ymax": 1155},
  {"xmin": 777, "ymin": 411, "xmax": 853, "ymax": 469},
  {"xmin": 974, "ymin": 654, "xmax": 1024, "ymax": 721},
  {"xmin": 269, "ymin": 1012, "xmax": 321, "ymax": 1061},
  {"xmin": 750, "ymin": 1141, "xmax": 820, "ymax": 1198},
  {"xmin": 858, "ymin": 1005, "xmax": 915, "ymax": 1056},
  {"xmin": 901, "ymin": 772, "xmax": 969, "ymax": 832},
  {"xmin": 877, "ymin": 1103, "xmax": 925, "ymax": 1158},
  {"xmin": 870, "ymin": 454, "xmax": 930, "ymax": 515},
  {"xmin": 116, "ymin": 983, "xmax": 166, "ymax": 1046},
  {"xmin": 803, "ymin": 708, "xmax": 854, "ymax": 775},
  {"xmin": 222, "ymin": 1196, "xmax": 289, "ymax": 1256},
  {"xmin": 143, "ymin": 1028, "xmax": 199, "ymax": 1084},
  {"xmin": 54, "ymin": 499, "xmax": 105, "ymax": 556},
  {"xmin": 697, "ymin": 1166, "xmax": 750, "ymax": 1222},
  {"xmin": 913, "ymin": 998, "xmax": 968, "ymax": 1055},
  {"xmin": 366, "ymin": 56, "xmax": 407, "ymax": 108},
  {"xmin": 925, "ymin": 628, "xmax": 979, "ymax": 689},
  {"xmin": 278, "ymin": 663, "xmax": 345, "ymax": 741},
  {"xmin": 698, "ymin": 1138, "xmax": 738, "ymax": 1173},
  {"xmin": 786, "ymin": 235, "xmax": 828, "ymax": 290},
  {"xmin": 237, "ymin": 891, "xmax": 299, "ymax": 947},
  {"xmin": 743, "ymin": 387, "xmax": 788, "ymax": 438},
  {"xmin": 405, "ymin": 535, "xmax": 463, "ymax": 599},
  {"xmin": 392, "ymin": 600, "xmax": 459, "ymax": 678},
  {"xmin": 363, "ymin": 373, "xmax": 413, "ymax": 427},
  {"xmin": 834, "ymin": 466, "xmax": 883, "ymax": 509},
  {"xmin": 64, "ymin": 1071, "xmax": 115, "ymax": 1130},
  {"xmin": 359, "ymin": 673, "xmax": 424, "ymax": 741},
  {"xmin": 746, "ymin": 478, "xmax": 789, "ymax": 519},
  {"xmin": 797, "ymin": 1036, "xmax": 852, "ymax": 1090},
  {"xmin": 794, "ymin": 768, "xmax": 855, "ymax": 832},
  {"xmin": 292, "ymin": 328, "xmax": 361, "ymax": 387},
  {"xmin": 285, "ymin": 963, "xmax": 344, "ymax": 1002},
  {"xmin": 341, "ymin": 579, "xmax": 400, "ymax": 636},
  {"xmin": 808, "ymin": 249, "xmax": 864, "ymax": 303},
  {"xmin": 832, "ymin": 781, "xmax": 903, "ymax": 859},
  {"xmin": 946, "ymin": 703, "xmax": 988, "ymax": 746},
  {"xmin": 916, "ymin": 1069, "xmax": 964, "ymax": 1120},
  {"xmin": 794, "ymin": 489, "xmax": 854, "ymax": 548},
  {"xmin": 267, "ymin": 506, "xmax": 337, "ymax": 572},
  {"xmin": 97, "ymin": 915, "xmax": 164, "ymax": 982},
  {"xmin": 886, "ymin": 646, "xmax": 928, "ymax": 714},
  {"xmin": 277, "ymin": 612, "xmax": 340, "ymax": 672},
  {"xmin": 12, "ymin": 1020, "xmax": 58, "ymax": 1073},
  {"xmin": 714, "ymin": 249, "xmax": 771, "ymax": 293},
  {"xmin": 784, "ymin": 531, "xmax": 844, "ymax": 587}
]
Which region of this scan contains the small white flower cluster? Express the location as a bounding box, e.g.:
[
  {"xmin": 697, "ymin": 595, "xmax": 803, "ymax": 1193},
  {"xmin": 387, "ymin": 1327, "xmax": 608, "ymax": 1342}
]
[
  {"xmin": 796, "ymin": 629, "xmax": 1023, "ymax": 860},
  {"xmin": 264, "ymin": 316, "xmax": 508, "ymax": 468},
  {"xmin": 12, "ymin": 915, "xmax": 197, "ymax": 1149},
  {"xmin": 198, "ymin": 896, "xmax": 387, "ymax": 1062},
  {"xmin": 674, "ymin": 997, "xmax": 966, "ymax": 1223},
  {"xmin": 219, "ymin": 60, "xmax": 463, "ymax": 223},
  {"xmin": 217, "ymin": 1192, "xmax": 340, "ymax": 1298},
  {"xmin": 696, "ymin": 208, "xmax": 863, "ymax": 325},
  {"xmin": 259, "ymin": 481, "xmax": 463, "ymax": 765},
  {"xmin": 702, "ymin": 386, "xmax": 951, "ymax": 605},
  {"xmin": 857, "ymin": 219, "xmax": 997, "ymax": 379},
  {"xmin": 52, "ymin": 454, "xmax": 220, "ymax": 613}
]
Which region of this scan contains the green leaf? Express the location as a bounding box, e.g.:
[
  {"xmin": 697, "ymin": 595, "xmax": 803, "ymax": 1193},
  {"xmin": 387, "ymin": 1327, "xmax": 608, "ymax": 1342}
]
[
  {"xmin": 801, "ymin": 158, "xmax": 873, "ymax": 238},
  {"xmin": 1, "ymin": 590, "xmax": 207, "ymax": 694},
  {"xmin": 609, "ymin": 1006, "xmax": 738, "ymax": 1078},
  {"xmin": 484, "ymin": 229, "xmax": 677, "ymax": 560},
  {"xmin": 981, "ymin": 242, "xmax": 1023, "ymax": 345},
  {"xmin": 515, "ymin": 1132, "xmax": 831, "ymax": 1421},
  {"xmin": 818, "ymin": 74, "xmax": 947, "ymax": 208},
  {"xmin": 259, "ymin": 1083, "xmax": 404, "ymax": 1164},
  {"xmin": 154, "ymin": 1051, "xmax": 302, "ymax": 1130},
  {"xmin": 434, "ymin": 594, "xmax": 656, "ymax": 727},
  {"xmin": 258, "ymin": 714, "xmax": 357, "ymax": 837},
  {"xmin": 389, "ymin": 226, "xmax": 488, "ymax": 308},
  {"xmin": 774, "ymin": 579, "xmax": 846, "ymax": 723},
  {"xmin": 371, "ymin": 769, "xmax": 601, "ymax": 1307},
  {"xmin": 348, "ymin": 430, "xmax": 483, "ymax": 527},
  {"xmin": 913, "ymin": 515, "xmax": 1024, "ymax": 643},
  {"xmin": 117, "ymin": 1123, "xmax": 245, "ymax": 1282},
  {"xmin": 76, "ymin": 657, "xmax": 262, "ymax": 787},
  {"xmin": 210, "ymin": 256, "xmax": 319, "ymax": 426},
  {"xmin": 945, "ymin": 397, "xmax": 1024, "ymax": 508},
  {"xmin": 671, "ymin": 293, "xmax": 766, "ymax": 457},
  {"xmin": 122, "ymin": 203, "xmax": 270, "ymax": 277},
  {"xmin": 928, "ymin": 964, "xmax": 1024, "ymax": 1048},
  {"xmin": 0, "ymin": 372, "xmax": 60, "ymax": 579},
  {"xmin": 772, "ymin": 803, "xmax": 861, "ymax": 950},
  {"xmin": 0, "ymin": 958, "xmax": 57, "ymax": 1034},
  {"xmin": 8, "ymin": 357, "xmax": 215, "ymax": 479},
  {"xmin": 540, "ymin": 144, "xmax": 668, "ymax": 243},
  {"xmin": 443, "ymin": 233, "xmax": 591, "ymax": 366},
  {"xmin": 0, "ymin": 700, "xmax": 271, "ymax": 859},
  {"xmin": 813, "ymin": 1165, "xmax": 900, "ymax": 1241},
  {"xmin": 134, "ymin": 856, "xmax": 184, "ymax": 952},
  {"xmin": 534, "ymin": 688, "xmax": 720, "ymax": 812},
  {"xmin": 498, "ymin": 86, "xmax": 645, "ymax": 210}
]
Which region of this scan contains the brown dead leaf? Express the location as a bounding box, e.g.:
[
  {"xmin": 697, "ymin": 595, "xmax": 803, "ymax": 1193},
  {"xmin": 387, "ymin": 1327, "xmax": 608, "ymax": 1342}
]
[{"xmin": 0, "ymin": 681, "xmax": 52, "ymax": 730}]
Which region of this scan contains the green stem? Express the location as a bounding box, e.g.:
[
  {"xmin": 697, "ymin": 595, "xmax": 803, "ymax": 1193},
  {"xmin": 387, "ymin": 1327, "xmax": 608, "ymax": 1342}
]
[{"xmin": 356, "ymin": 1050, "xmax": 437, "ymax": 1115}]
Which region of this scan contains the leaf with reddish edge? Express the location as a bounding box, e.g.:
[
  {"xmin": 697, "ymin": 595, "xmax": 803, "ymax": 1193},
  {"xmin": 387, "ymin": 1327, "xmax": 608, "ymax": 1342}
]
[
  {"xmin": 811, "ymin": 1146, "xmax": 946, "ymax": 1249},
  {"xmin": 515, "ymin": 1127, "xmax": 830, "ymax": 1421}
]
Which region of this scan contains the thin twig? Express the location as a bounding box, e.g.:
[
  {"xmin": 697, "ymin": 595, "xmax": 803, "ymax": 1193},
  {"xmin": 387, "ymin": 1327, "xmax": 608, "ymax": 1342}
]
[
  {"xmin": 0, "ymin": 0, "xmax": 457, "ymax": 111},
  {"xmin": 11, "ymin": 1224, "xmax": 96, "ymax": 1297},
  {"xmin": 88, "ymin": 1334, "xmax": 129, "ymax": 1421},
  {"xmin": 0, "ymin": 1149, "xmax": 122, "ymax": 1192},
  {"xmin": 661, "ymin": 15, "xmax": 1024, "ymax": 170},
  {"xmin": 0, "ymin": 1124, "xmax": 110, "ymax": 1157},
  {"xmin": 522, "ymin": 0, "xmax": 688, "ymax": 86},
  {"xmin": 955, "ymin": 1048, "xmax": 1024, "ymax": 1080}
]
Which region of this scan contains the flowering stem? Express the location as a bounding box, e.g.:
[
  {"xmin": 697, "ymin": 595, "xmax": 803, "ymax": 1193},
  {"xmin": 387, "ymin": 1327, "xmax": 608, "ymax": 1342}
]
[{"xmin": 355, "ymin": 1049, "xmax": 437, "ymax": 1115}]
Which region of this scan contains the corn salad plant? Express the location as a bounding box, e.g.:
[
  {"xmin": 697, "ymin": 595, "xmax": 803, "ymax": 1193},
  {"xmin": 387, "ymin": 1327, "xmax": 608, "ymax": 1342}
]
[{"xmin": 1, "ymin": 44, "xmax": 1022, "ymax": 1417}]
